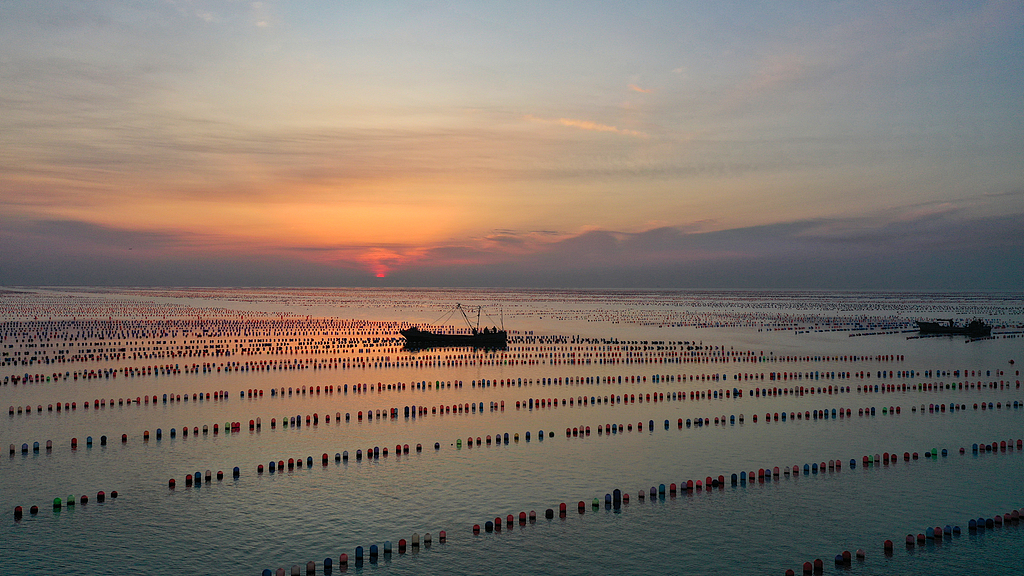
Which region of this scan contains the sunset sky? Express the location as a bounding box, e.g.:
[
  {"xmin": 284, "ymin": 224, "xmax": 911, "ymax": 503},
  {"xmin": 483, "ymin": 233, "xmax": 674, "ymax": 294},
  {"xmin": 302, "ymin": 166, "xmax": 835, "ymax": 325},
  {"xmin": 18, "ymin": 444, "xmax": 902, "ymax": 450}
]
[{"xmin": 2, "ymin": 1, "xmax": 1022, "ymax": 288}]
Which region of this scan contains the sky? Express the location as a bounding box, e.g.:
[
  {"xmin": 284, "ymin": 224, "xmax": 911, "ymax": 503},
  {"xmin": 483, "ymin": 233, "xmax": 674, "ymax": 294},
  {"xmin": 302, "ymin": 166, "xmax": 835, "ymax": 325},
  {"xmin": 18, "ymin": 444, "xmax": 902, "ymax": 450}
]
[{"xmin": 1, "ymin": 0, "xmax": 1022, "ymax": 289}]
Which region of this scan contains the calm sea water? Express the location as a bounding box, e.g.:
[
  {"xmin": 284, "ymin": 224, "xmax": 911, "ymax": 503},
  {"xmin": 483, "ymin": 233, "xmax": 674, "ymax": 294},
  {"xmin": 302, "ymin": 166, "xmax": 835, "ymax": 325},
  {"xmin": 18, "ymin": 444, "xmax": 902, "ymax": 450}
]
[{"xmin": 1, "ymin": 288, "xmax": 1022, "ymax": 575}]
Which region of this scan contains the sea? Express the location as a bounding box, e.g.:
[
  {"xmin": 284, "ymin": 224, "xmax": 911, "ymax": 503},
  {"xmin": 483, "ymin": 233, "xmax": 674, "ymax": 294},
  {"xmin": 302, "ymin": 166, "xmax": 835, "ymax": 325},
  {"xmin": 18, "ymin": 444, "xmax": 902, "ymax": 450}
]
[{"xmin": 1, "ymin": 287, "xmax": 1022, "ymax": 576}]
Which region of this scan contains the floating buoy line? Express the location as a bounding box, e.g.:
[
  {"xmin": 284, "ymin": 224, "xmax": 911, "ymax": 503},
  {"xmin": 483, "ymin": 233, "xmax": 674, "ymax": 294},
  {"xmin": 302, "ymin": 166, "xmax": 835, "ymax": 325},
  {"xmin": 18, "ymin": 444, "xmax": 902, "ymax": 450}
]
[
  {"xmin": 7, "ymin": 396, "xmax": 1021, "ymax": 468},
  {"xmin": 786, "ymin": 504, "xmax": 1023, "ymax": 575},
  {"xmin": 11, "ymin": 490, "xmax": 119, "ymax": 521},
  {"xmin": 258, "ymin": 530, "xmax": 447, "ymax": 575},
  {"xmin": 112, "ymin": 406, "xmax": 1021, "ymax": 490},
  {"xmin": 455, "ymin": 439, "xmax": 1021, "ymax": 576},
  {"xmin": 5, "ymin": 368, "xmax": 1020, "ymax": 423}
]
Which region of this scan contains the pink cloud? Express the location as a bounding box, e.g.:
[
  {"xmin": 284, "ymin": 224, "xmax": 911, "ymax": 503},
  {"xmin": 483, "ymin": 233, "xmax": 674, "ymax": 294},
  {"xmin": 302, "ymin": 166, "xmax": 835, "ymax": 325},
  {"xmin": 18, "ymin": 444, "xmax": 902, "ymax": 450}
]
[{"xmin": 524, "ymin": 115, "xmax": 647, "ymax": 138}]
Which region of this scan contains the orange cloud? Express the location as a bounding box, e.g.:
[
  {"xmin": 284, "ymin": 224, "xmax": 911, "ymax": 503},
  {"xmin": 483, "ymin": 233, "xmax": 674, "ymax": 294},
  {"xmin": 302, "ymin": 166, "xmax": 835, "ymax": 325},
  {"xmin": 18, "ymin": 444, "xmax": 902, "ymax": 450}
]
[
  {"xmin": 351, "ymin": 247, "xmax": 410, "ymax": 278},
  {"xmin": 628, "ymin": 84, "xmax": 652, "ymax": 93},
  {"xmin": 525, "ymin": 115, "xmax": 647, "ymax": 138}
]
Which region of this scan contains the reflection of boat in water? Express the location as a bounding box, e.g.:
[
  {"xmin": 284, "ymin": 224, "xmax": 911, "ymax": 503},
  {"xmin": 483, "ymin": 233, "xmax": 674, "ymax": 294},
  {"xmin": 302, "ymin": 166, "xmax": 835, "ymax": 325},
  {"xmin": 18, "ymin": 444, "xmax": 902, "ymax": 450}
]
[
  {"xmin": 401, "ymin": 304, "xmax": 507, "ymax": 349},
  {"xmin": 916, "ymin": 319, "xmax": 991, "ymax": 337}
]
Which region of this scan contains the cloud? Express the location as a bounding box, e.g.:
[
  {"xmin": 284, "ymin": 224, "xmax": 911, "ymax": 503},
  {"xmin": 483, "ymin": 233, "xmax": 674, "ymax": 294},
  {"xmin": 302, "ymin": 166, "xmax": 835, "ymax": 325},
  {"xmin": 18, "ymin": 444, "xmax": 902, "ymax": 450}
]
[
  {"xmin": 722, "ymin": 53, "xmax": 818, "ymax": 110},
  {"xmin": 628, "ymin": 84, "xmax": 652, "ymax": 93},
  {"xmin": 251, "ymin": 1, "xmax": 271, "ymax": 28},
  {"xmin": 555, "ymin": 118, "xmax": 647, "ymax": 138},
  {"xmin": 524, "ymin": 115, "xmax": 647, "ymax": 138},
  {"xmin": 24, "ymin": 219, "xmax": 191, "ymax": 249},
  {"xmin": 3, "ymin": 206, "xmax": 1022, "ymax": 289}
]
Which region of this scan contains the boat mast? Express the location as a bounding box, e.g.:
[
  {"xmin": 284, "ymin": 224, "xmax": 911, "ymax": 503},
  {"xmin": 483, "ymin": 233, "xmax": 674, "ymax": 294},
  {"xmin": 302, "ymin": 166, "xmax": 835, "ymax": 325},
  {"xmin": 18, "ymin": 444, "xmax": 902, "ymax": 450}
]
[{"xmin": 456, "ymin": 303, "xmax": 479, "ymax": 333}]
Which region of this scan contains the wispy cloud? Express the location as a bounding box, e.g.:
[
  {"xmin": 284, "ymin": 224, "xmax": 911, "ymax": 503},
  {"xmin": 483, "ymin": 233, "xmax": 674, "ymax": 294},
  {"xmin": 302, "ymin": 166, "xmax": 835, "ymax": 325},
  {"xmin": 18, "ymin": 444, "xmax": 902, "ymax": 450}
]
[
  {"xmin": 628, "ymin": 84, "xmax": 652, "ymax": 93},
  {"xmin": 556, "ymin": 117, "xmax": 646, "ymax": 137},
  {"xmin": 251, "ymin": 2, "xmax": 271, "ymax": 28},
  {"xmin": 722, "ymin": 53, "xmax": 815, "ymax": 109},
  {"xmin": 524, "ymin": 115, "xmax": 647, "ymax": 138}
]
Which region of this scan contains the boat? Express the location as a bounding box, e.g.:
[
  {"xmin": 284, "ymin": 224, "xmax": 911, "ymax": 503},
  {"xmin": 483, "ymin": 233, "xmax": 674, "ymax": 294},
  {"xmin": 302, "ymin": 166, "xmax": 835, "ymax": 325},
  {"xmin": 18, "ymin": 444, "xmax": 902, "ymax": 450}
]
[
  {"xmin": 400, "ymin": 304, "xmax": 507, "ymax": 349},
  {"xmin": 916, "ymin": 319, "xmax": 991, "ymax": 337}
]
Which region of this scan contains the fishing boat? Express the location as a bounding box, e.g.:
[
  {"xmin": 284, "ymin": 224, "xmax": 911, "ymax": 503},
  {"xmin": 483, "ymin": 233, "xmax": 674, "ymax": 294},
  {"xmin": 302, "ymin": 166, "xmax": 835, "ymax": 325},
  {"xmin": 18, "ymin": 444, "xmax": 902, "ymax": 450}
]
[
  {"xmin": 400, "ymin": 304, "xmax": 507, "ymax": 349},
  {"xmin": 916, "ymin": 319, "xmax": 991, "ymax": 337}
]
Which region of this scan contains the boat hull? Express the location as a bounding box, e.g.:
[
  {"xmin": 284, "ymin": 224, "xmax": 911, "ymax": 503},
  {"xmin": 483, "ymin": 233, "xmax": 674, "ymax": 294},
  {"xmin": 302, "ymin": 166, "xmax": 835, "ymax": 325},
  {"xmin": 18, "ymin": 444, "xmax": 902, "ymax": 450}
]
[
  {"xmin": 916, "ymin": 321, "xmax": 991, "ymax": 337},
  {"xmin": 400, "ymin": 328, "xmax": 507, "ymax": 349}
]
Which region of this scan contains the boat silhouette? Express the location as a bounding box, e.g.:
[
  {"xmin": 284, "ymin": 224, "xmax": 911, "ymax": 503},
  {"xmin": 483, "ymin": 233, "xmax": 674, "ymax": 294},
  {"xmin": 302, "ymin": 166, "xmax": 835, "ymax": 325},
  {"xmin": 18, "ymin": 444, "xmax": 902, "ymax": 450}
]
[
  {"xmin": 400, "ymin": 304, "xmax": 507, "ymax": 349},
  {"xmin": 916, "ymin": 319, "xmax": 991, "ymax": 337}
]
